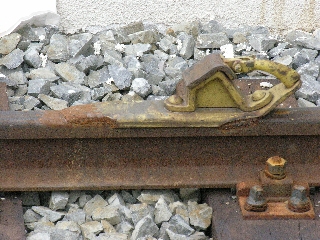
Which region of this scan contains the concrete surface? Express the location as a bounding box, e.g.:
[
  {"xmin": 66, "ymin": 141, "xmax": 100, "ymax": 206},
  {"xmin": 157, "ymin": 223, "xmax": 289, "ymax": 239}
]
[{"xmin": 56, "ymin": 0, "xmax": 320, "ymax": 34}]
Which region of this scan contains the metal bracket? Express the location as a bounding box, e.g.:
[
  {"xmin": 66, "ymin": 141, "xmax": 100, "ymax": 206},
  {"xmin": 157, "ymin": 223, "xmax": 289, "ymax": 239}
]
[
  {"xmin": 237, "ymin": 156, "xmax": 315, "ymax": 220},
  {"xmin": 164, "ymin": 54, "xmax": 301, "ymax": 127}
]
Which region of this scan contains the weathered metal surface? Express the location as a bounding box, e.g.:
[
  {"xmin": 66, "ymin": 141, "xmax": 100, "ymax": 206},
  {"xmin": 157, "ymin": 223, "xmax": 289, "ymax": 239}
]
[
  {"xmin": 164, "ymin": 54, "xmax": 301, "ymax": 126},
  {"xmin": 0, "ymin": 195, "xmax": 26, "ymax": 240},
  {"xmin": 0, "ymin": 82, "xmax": 9, "ymax": 111},
  {"xmin": 204, "ymin": 189, "xmax": 320, "ymax": 240},
  {"xmin": 1, "ymin": 134, "xmax": 320, "ymax": 190},
  {"xmin": 0, "ymin": 77, "xmax": 318, "ymax": 191}
]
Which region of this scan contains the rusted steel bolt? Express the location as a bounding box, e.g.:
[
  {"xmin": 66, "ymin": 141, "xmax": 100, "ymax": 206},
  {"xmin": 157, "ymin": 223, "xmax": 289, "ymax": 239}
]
[
  {"xmin": 288, "ymin": 185, "xmax": 311, "ymax": 213},
  {"xmin": 244, "ymin": 185, "xmax": 267, "ymax": 212},
  {"xmin": 264, "ymin": 156, "xmax": 287, "ymax": 180}
]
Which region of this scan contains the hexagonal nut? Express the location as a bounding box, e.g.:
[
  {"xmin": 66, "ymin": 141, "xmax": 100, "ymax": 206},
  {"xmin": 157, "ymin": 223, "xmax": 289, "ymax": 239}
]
[{"xmin": 265, "ymin": 156, "xmax": 287, "ymax": 179}]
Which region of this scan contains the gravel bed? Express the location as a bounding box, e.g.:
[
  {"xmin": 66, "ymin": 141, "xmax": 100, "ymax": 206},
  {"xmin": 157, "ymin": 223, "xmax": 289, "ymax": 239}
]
[
  {"xmin": 23, "ymin": 189, "xmax": 213, "ymax": 240},
  {"xmin": 1, "ymin": 20, "xmax": 320, "ymax": 110}
]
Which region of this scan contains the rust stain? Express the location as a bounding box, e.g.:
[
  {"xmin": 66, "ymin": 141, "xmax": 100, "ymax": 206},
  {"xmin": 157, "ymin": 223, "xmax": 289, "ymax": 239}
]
[{"xmin": 60, "ymin": 104, "xmax": 118, "ymax": 128}]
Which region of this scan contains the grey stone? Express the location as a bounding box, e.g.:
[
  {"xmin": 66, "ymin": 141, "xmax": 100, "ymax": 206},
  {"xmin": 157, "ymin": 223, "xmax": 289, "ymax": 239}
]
[
  {"xmin": 56, "ymin": 220, "xmax": 82, "ymax": 236},
  {"xmin": 55, "ymin": 62, "xmax": 85, "ymax": 84},
  {"xmin": 131, "ymin": 78, "xmax": 152, "ymax": 98},
  {"xmin": 189, "ymin": 231, "xmax": 209, "ymax": 240},
  {"xmin": 154, "ymin": 196, "xmax": 172, "ymax": 224},
  {"xmin": 297, "ymin": 98, "xmax": 317, "ymax": 107},
  {"xmin": 129, "ymin": 30, "xmax": 158, "ymax": 44},
  {"xmin": 28, "ymin": 79, "xmax": 51, "ymax": 97},
  {"xmin": 73, "ymin": 55, "xmax": 104, "ymax": 73},
  {"xmin": 47, "ymin": 34, "xmax": 70, "ymax": 62},
  {"xmin": 27, "ymin": 232, "xmax": 51, "ymax": 240},
  {"xmin": 196, "ymin": 33, "xmax": 230, "ymax": 49},
  {"xmin": 63, "ymin": 208, "xmax": 86, "ymax": 225},
  {"xmin": 80, "ymin": 221, "xmax": 103, "ymax": 239},
  {"xmin": 169, "ymin": 215, "xmax": 195, "ymax": 236},
  {"xmin": 166, "ymin": 229, "xmax": 188, "ymax": 240},
  {"xmin": 137, "ymin": 190, "xmax": 178, "ymax": 205},
  {"xmin": 69, "ymin": 33, "xmax": 93, "ymax": 57},
  {"xmin": 79, "ymin": 193, "xmax": 92, "ymax": 208},
  {"xmin": 201, "ymin": 20, "xmax": 226, "ymax": 34},
  {"xmin": 31, "ymin": 206, "xmax": 64, "ymax": 222},
  {"xmin": 170, "ymin": 21, "xmax": 200, "ymax": 38},
  {"xmin": 130, "ymin": 203, "xmax": 152, "ymax": 226},
  {"xmin": 248, "ymin": 34, "xmax": 277, "ymax": 52},
  {"xmin": 121, "ymin": 21, "xmax": 144, "ymax": 35},
  {"xmin": 112, "ymin": 29, "xmax": 131, "ymax": 44},
  {"xmin": 38, "ymin": 94, "xmax": 68, "ymax": 110},
  {"xmin": 17, "ymin": 25, "xmax": 46, "ymax": 42},
  {"xmin": 169, "ymin": 202, "xmax": 189, "ymax": 223},
  {"xmin": 273, "ymin": 55, "xmax": 293, "ymax": 66},
  {"xmin": 141, "ymin": 54, "xmax": 165, "ymax": 85},
  {"xmin": 87, "ymin": 67, "xmax": 111, "ymax": 88},
  {"xmin": 101, "ymin": 220, "xmax": 117, "ymax": 233},
  {"xmin": 122, "ymin": 91, "xmax": 144, "ymax": 102},
  {"xmin": 27, "ymin": 68, "xmax": 57, "ymax": 80},
  {"xmin": 28, "ymin": 218, "xmax": 55, "ymax": 232},
  {"xmin": 24, "ymin": 209, "xmax": 42, "ymax": 223},
  {"xmin": 92, "ymin": 205, "xmax": 121, "ymax": 225},
  {"xmin": 23, "ymin": 95, "xmax": 41, "ymax": 110},
  {"xmin": 91, "ymin": 87, "xmax": 111, "ymax": 101},
  {"xmin": 49, "ymin": 192, "xmax": 69, "ymax": 211},
  {"xmin": 15, "ymin": 84, "xmax": 28, "ymax": 96},
  {"xmin": 295, "ymin": 75, "xmax": 320, "ymax": 102},
  {"xmin": 125, "ymin": 43, "xmax": 152, "ymax": 56},
  {"xmin": 102, "ymin": 92, "xmax": 122, "ymax": 102},
  {"xmin": 180, "ymin": 189, "xmax": 200, "ymax": 202},
  {"xmin": 116, "ymin": 220, "xmax": 134, "ymax": 236},
  {"xmin": 0, "ymin": 49, "xmax": 24, "ymax": 69},
  {"xmin": 281, "ymin": 47, "xmax": 301, "ymax": 58},
  {"xmin": 268, "ymin": 43, "xmax": 288, "ymax": 58},
  {"xmin": 177, "ymin": 33, "xmax": 195, "ymax": 60},
  {"xmin": 50, "ymin": 83, "xmax": 84, "ymax": 105},
  {"xmin": 154, "ymin": 50, "xmax": 169, "ymax": 61},
  {"xmin": 108, "ymin": 64, "xmax": 133, "ymax": 90},
  {"xmin": 158, "ymin": 222, "xmax": 171, "ymax": 240},
  {"xmin": 83, "ymin": 194, "xmax": 108, "ymax": 219},
  {"xmin": 124, "ymin": 55, "xmax": 145, "ymax": 78},
  {"xmin": 188, "ymin": 201, "xmax": 212, "ymax": 230},
  {"xmin": 167, "ymin": 56, "xmax": 188, "ymax": 71},
  {"xmin": 159, "ymin": 36, "xmax": 176, "ymax": 53},
  {"xmin": 1, "ymin": 67, "xmax": 28, "ymax": 85},
  {"xmin": 21, "ymin": 192, "xmax": 41, "ymax": 206},
  {"xmin": 68, "ymin": 191, "xmax": 81, "ymax": 203},
  {"xmin": 24, "ymin": 47, "xmax": 41, "ymax": 68},
  {"xmin": 0, "ymin": 33, "xmax": 21, "ymax": 54},
  {"xmin": 297, "ymin": 62, "xmax": 320, "ymax": 78},
  {"xmin": 158, "ymin": 78, "xmax": 180, "ymax": 95},
  {"xmin": 193, "ymin": 48, "xmax": 206, "ymax": 61},
  {"xmin": 130, "ymin": 215, "xmax": 159, "ymax": 240},
  {"xmin": 97, "ymin": 232, "xmax": 128, "ymax": 240},
  {"xmin": 286, "ymin": 30, "xmax": 320, "ymax": 50},
  {"xmin": 103, "ymin": 49, "xmax": 124, "ymax": 66},
  {"xmin": 50, "ymin": 228, "xmax": 81, "ymax": 240},
  {"xmin": 108, "ymin": 193, "xmax": 126, "ymax": 207},
  {"xmin": 121, "ymin": 190, "xmax": 137, "ymax": 204},
  {"xmin": 232, "ymin": 32, "xmax": 248, "ymax": 44},
  {"xmin": 292, "ymin": 48, "xmax": 319, "ymax": 69}
]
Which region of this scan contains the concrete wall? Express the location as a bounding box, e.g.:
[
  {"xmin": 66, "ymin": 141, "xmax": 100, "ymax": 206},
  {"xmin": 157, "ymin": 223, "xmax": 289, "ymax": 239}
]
[{"xmin": 56, "ymin": 0, "xmax": 320, "ymax": 34}]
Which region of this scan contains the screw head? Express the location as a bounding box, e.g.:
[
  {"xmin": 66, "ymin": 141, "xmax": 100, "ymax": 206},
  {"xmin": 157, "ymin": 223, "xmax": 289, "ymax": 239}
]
[
  {"xmin": 265, "ymin": 156, "xmax": 287, "ymax": 179},
  {"xmin": 288, "ymin": 185, "xmax": 310, "ymax": 212},
  {"xmin": 252, "ymin": 90, "xmax": 266, "ymax": 101},
  {"xmin": 244, "ymin": 185, "xmax": 267, "ymax": 212}
]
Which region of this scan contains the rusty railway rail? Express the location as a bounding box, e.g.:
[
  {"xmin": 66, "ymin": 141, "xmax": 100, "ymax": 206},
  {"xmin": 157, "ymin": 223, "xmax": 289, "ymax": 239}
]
[{"xmin": 0, "ymin": 98, "xmax": 320, "ymax": 191}]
